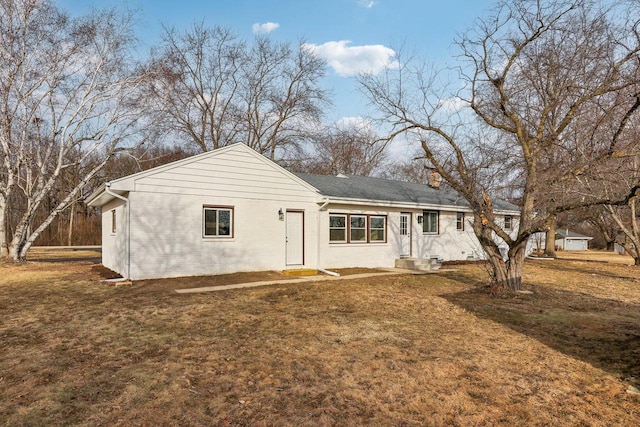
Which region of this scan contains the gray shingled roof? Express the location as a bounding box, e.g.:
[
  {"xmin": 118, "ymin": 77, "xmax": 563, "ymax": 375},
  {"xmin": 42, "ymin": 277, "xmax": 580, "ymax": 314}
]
[
  {"xmin": 555, "ymin": 229, "xmax": 593, "ymax": 239},
  {"xmin": 294, "ymin": 172, "xmax": 518, "ymax": 211}
]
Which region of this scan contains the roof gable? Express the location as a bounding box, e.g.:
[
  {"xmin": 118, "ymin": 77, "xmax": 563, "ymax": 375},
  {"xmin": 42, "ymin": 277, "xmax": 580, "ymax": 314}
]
[
  {"xmin": 88, "ymin": 143, "xmax": 320, "ymax": 206},
  {"xmin": 110, "ymin": 143, "xmax": 317, "ymax": 193}
]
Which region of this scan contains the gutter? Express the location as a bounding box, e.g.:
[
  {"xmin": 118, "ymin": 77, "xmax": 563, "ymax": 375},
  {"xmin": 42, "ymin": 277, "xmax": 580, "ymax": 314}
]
[
  {"xmin": 316, "ymin": 198, "xmax": 340, "ymax": 277},
  {"xmin": 323, "ymin": 196, "xmax": 520, "ymax": 216},
  {"xmin": 105, "ymin": 183, "xmax": 131, "ymax": 280}
]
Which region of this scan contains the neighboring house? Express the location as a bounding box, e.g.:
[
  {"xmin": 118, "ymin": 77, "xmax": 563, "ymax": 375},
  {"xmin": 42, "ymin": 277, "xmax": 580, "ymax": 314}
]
[
  {"xmin": 86, "ymin": 143, "xmax": 519, "ymax": 280},
  {"xmin": 555, "ymin": 229, "xmax": 593, "ymax": 251}
]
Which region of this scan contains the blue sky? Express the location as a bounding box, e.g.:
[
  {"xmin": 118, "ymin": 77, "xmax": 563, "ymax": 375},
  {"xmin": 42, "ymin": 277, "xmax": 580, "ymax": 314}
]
[{"xmin": 59, "ymin": 0, "xmax": 493, "ymax": 127}]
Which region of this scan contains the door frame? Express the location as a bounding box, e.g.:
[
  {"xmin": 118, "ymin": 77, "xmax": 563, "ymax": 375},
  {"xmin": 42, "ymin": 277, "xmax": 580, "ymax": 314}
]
[
  {"xmin": 400, "ymin": 212, "xmax": 412, "ymax": 257},
  {"xmin": 285, "ymin": 210, "xmax": 305, "ymax": 266}
]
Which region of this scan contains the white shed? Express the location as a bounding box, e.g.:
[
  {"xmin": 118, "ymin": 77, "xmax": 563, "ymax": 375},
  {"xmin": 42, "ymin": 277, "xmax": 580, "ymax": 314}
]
[{"xmin": 555, "ymin": 229, "xmax": 593, "ymax": 251}]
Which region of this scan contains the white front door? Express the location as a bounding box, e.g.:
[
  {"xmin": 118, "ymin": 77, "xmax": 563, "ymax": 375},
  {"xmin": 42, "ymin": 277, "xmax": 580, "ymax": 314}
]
[
  {"xmin": 400, "ymin": 213, "xmax": 411, "ymax": 257},
  {"xmin": 286, "ymin": 211, "xmax": 304, "ymax": 265}
]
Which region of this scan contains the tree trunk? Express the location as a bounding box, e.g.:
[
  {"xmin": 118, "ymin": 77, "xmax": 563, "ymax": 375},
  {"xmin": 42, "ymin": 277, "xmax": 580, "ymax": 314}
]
[
  {"xmin": 7, "ymin": 213, "xmax": 32, "ymax": 262},
  {"xmin": 67, "ymin": 201, "xmax": 75, "ymax": 247},
  {"xmin": 544, "ymin": 216, "xmax": 557, "ymax": 257},
  {"xmin": 0, "ymin": 194, "xmax": 7, "ymax": 259},
  {"xmin": 487, "ymin": 242, "xmax": 526, "ymax": 291}
]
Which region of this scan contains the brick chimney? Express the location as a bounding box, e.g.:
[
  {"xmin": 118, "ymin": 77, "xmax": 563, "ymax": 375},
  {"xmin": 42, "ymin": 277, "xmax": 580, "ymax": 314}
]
[{"xmin": 428, "ymin": 170, "xmax": 441, "ymax": 189}]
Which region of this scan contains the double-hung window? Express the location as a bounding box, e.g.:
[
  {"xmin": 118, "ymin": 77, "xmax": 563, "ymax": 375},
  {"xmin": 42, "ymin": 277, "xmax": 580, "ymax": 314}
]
[
  {"xmin": 329, "ymin": 214, "xmax": 347, "ymax": 243},
  {"xmin": 203, "ymin": 206, "xmax": 233, "ymax": 238},
  {"xmin": 504, "ymin": 215, "xmax": 513, "ymax": 230},
  {"xmin": 456, "ymin": 212, "xmax": 465, "ymax": 231},
  {"xmin": 423, "ymin": 210, "xmax": 439, "ymax": 234},
  {"xmin": 350, "ymin": 215, "xmax": 367, "ymax": 242},
  {"xmin": 370, "ymin": 216, "xmax": 386, "ymax": 242}
]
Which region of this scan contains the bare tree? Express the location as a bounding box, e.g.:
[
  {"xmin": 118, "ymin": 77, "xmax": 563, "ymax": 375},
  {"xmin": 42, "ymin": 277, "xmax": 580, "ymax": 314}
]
[
  {"xmin": 360, "ymin": 0, "xmax": 640, "ymax": 290},
  {"xmin": 146, "ymin": 24, "xmax": 245, "ymax": 153},
  {"xmin": 241, "ymin": 36, "xmax": 329, "ymax": 160},
  {"xmin": 148, "ymin": 24, "xmax": 329, "ymax": 160},
  {"xmin": 382, "ymin": 157, "xmax": 433, "ymax": 183},
  {"xmin": 0, "ymin": 0, "xmax": 147, "ymax": 261},
  {"xmin": 292, "ymin": 120, "xmax": 388, "ymax": 176},
  {"xmin": 562, "ymin": 206, "xmax": 619, "ymax": 250},
  {"xmin": 602, "ymin": 152, "xmax": 640, "ymax": 264}
]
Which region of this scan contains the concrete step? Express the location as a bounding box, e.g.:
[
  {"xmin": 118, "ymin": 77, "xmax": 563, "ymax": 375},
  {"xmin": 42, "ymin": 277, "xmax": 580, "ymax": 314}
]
[{"xmin": 395, "ymin": 257, "xmax": 442, "ymax": 271}]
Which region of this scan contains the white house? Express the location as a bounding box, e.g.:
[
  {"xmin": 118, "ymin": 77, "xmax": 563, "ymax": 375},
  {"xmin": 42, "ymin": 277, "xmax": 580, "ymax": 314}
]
[{"xmin": 86, "ymin": 143, "xmax": 519, "ymax": 280}]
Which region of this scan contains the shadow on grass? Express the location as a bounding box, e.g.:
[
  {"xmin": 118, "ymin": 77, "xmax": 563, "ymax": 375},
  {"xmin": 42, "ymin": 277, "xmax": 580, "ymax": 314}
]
[
  {"xmin": 28, "ymin": 256, "xmax": 102, "ymax": 263},
  {"xmin": 441, "ymin": 277, "xmax": 640, "ymax": 380},
  {"xmin": 529, "ymin": 259, "xmax": 639, "ymax": 282}
]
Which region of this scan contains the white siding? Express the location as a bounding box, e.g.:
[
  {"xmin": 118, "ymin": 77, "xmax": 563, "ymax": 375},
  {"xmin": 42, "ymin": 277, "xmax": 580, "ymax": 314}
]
[
  {"xmin": 127, "ymin": 193, "xmax": 319, "ymax": 280},
  {"xmin": 320, "ymin": 206, "xmax": 402, "ymax": 269},
  {"xmin": 414, "ymin": 211, "xmax": 485, "ymax": 261},
  {"xmin": 318, "ymin": 205, "xmax": 485, "ymax": 270},
  {"xmin": 131, "ymin": 148, "xmax": 317, "ymax": 203},
  {"xmin": 101, "ymin": 198, "xmax": 127, "ymax": 276},
  {"xmin": 559, "ymin": 238, "xmax": 589, "ymax": 251},
  {"xmin": 100, "ymin": 144, "xmax": 321, "ymax": 280}
]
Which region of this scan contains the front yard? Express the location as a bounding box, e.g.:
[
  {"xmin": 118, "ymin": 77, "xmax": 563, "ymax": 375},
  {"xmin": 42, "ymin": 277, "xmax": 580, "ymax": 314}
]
[{"xmin": 1, "ymin": 251, "xmax": 639, "ymax": 425}]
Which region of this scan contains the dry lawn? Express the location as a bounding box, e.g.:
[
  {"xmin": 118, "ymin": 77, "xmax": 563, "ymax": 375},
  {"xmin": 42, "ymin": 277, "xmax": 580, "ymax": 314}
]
[
  {"xmin": 555, "ymin": 250, "xmax": 635, "ymax": 265},
  {"xmin": 1, "ymin": 250, "xmax": 639, "ymax": 426}
]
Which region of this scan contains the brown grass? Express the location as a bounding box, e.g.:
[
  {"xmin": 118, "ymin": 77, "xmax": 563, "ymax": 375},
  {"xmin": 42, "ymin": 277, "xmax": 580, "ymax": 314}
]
[
  {"xmin": 555, "ymin": 249, "xmax": 635, "ymax": 265},
  {"xmin": 1, "ymin": 251, "xmax": 639, "ymax": 426}
]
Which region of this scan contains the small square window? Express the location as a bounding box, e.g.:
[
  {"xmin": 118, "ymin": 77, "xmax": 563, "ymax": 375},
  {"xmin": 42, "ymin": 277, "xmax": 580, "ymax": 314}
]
[
  {"xmin": 203, "ymin": 206, "xmax": 234, "ymax": 237},
  {"xmin": 504, "ymin": 215, "xmax": 513, "ymax": 230}
]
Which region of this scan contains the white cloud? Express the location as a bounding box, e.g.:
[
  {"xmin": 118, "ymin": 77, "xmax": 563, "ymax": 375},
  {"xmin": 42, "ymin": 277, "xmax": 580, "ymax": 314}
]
[
  {"xmin": 437, "ymin": 97, "xmax": 469, "ymax": 113},
  {"xmin": 252, "ymin": 22, "xmax": 279, "ymax": 34},
  {"xmin": 358, "ymin": 0, "xmax": 375, "ymax": 8},
  {"xmin": 303, "ymin": 40, "xmax": 399, "ymax": 77},
  {"xmin": 335, "ymin": 116, "xmax": 373, "ymax": 132}
]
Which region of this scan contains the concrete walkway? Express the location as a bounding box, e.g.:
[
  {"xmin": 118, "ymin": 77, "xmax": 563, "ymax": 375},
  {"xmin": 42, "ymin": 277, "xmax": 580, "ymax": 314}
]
[{"xmin": 175, "ymin": 268, "xmax": 437, "ymax": 294}]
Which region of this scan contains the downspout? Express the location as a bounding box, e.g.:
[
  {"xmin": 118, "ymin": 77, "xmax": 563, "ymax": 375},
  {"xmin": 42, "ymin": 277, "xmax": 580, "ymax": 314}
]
[
  {"xmin": 316, "ymin": 198, "xmax": 340, "ymax": 277},
  {"xmin": 105, "ymin": 183, "xmax": 130, "ymax": 280}
]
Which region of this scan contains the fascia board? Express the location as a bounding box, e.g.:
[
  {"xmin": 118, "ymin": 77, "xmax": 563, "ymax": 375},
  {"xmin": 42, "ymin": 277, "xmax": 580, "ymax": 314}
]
[{"xmin": 320, "ymin": 197, "xmax": 521, "ymax": 216}]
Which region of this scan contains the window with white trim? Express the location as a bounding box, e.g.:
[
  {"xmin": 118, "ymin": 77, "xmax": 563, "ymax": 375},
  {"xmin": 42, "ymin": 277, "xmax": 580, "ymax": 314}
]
[
  {"xmin": 203, "ymin": 206, "xmax": 233, "ymax": 237},
  {"xmin": 456, "ymin": 212, "xmax": 465, "ymax": 231},
  {"xmin": 504, "ymin": 215, "xmax": 513, "ymax": 230},
  {"xmin": 350, "ymin": 215, "xmax": 367, "ymax": 242},
  {"xmin": 423, "ymin": 210, "xmax": 439, "ymax": 234},
  {"xmin": 370, "ymin": 216, "xmax": 386, "ymax": 241},
  {"xmin": 329, "ymin": 214, "xmax": 347, "ymax": 242}
]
